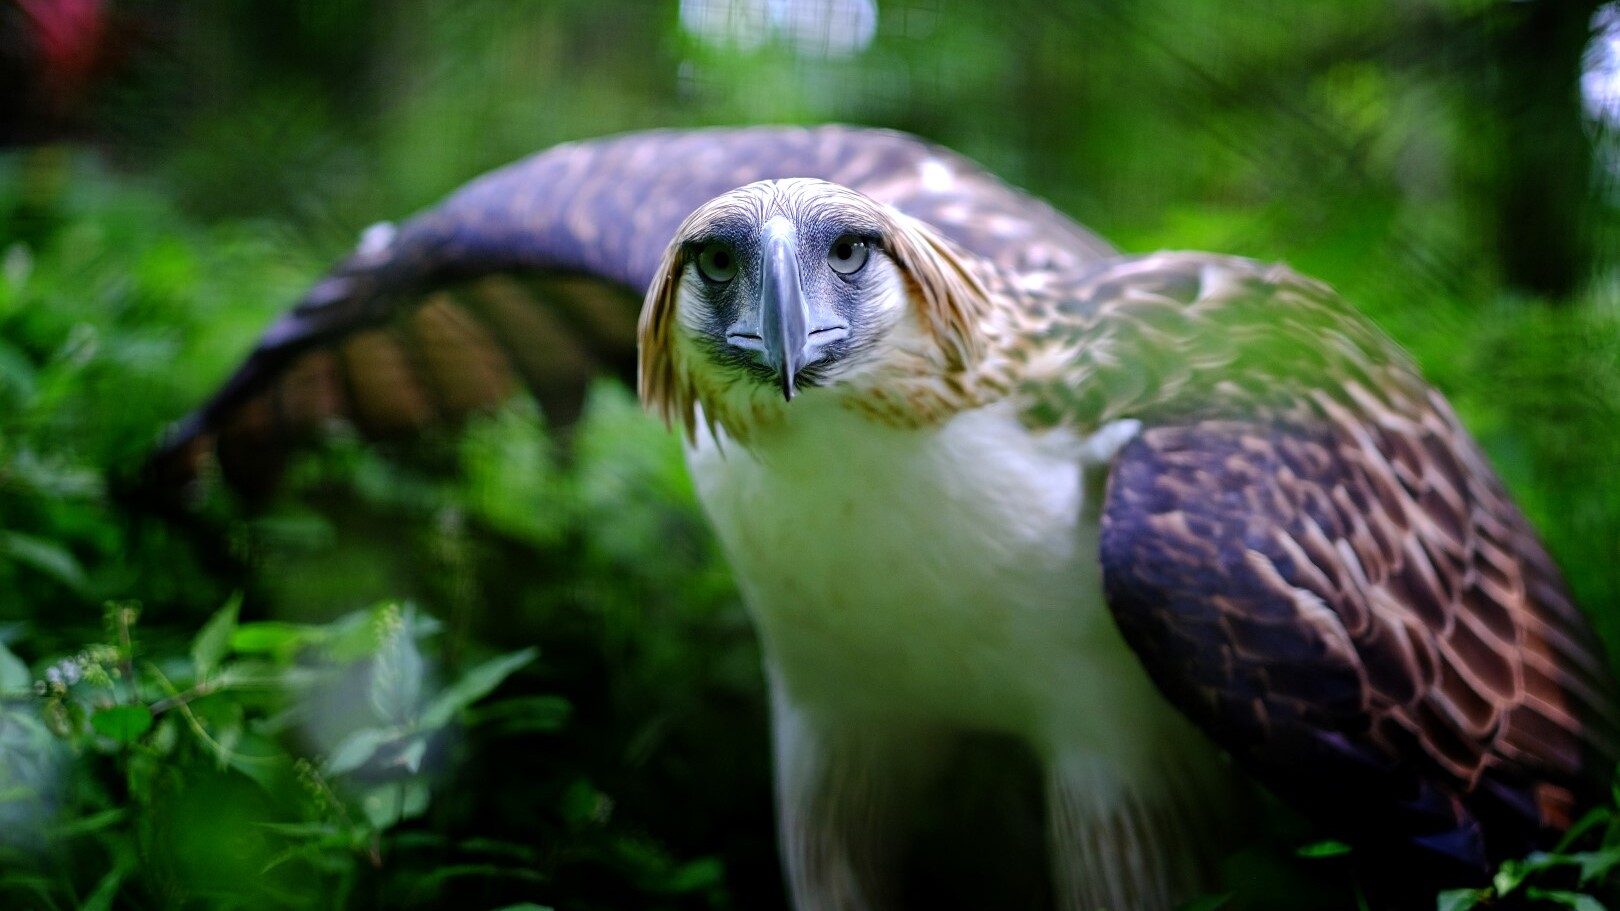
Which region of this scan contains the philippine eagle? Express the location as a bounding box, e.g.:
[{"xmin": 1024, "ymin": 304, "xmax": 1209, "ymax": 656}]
[{"xmin": 148, "ymin": 126, "xmax": 1619, "ymax": 910}]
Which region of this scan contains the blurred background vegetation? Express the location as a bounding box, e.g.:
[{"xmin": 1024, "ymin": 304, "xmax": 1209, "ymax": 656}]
[{"xmin": 3, "ymin": 0, "xmax": 1620, "ymax": 908}]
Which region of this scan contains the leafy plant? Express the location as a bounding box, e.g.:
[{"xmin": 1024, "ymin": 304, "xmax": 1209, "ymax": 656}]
[
  {"xmin": 1437, "ymin": 807, "xmax": 1620, "ymax": 911},
  {"xmin": 1, "ymin": 598, "xmax": 540, "ymax": 909}
]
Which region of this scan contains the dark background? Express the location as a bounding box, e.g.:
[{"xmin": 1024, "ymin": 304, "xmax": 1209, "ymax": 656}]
[{"xmin": 2, "ymin": 1, "xmax": 1619, "ymax": 908}]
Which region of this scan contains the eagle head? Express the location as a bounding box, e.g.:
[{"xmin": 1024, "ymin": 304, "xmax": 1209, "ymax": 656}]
[{"xmin": 638, "ymin": 178, "xmax": 992, "ymax": 438}]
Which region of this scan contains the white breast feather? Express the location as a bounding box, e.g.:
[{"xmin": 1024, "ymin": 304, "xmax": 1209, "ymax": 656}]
[{"xmin": 687, "ymin": 398, "xmax": 1200, "ymax": 769}]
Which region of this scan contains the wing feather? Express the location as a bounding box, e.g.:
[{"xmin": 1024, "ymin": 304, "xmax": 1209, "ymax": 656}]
[
  {"xmin": 1076, "ymin": 254, "xmax": 1620, "ymax": 888},
  {"xmin": 145, "ymin": 125, "xmax": 1112, "ymax": 501}
]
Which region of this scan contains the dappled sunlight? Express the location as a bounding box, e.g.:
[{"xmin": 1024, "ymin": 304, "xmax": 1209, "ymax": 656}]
[{"xmin": 679, "ymin": 0, "xmax": 878, "ymax": 57}]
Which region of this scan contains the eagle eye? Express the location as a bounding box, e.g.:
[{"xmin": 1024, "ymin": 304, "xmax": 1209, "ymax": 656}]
[
  {"xmin": 827, "ymin": 235, "xmax": 870, "ymax": 276},
  {"xmin": 696, "ymin": 242, "xmax": 738, "ymax": 283}
]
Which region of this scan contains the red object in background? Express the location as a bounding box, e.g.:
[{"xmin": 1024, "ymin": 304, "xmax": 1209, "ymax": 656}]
[
  {"xmin": 3, "ymin": 0, "xmax": 107, "ymax": 144},
  {"xmin": 15, "ymin": 0, "xmax": 105, "ymax": 112}
]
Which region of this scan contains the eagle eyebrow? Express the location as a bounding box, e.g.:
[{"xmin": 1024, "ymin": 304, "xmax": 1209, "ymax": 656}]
[
  {"xmin": 820, "ymin": 214, "xmax": 883, "ymax": 236},
  {"xmin": 682, "ymin": 221, "xmax": 755, "ymax": 252}
]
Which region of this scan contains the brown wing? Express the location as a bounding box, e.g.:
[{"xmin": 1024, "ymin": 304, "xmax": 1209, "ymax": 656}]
[
  {"xmin": 1077, "ymin": 254, "xmax": 1620, "ymax": 888},
  {"xmin": 145, "ymin": 125, "xmax": 1113, "ymax": 502}
]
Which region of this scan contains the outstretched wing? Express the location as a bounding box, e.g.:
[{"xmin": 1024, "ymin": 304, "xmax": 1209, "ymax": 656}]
[
  {"xmin": 146, "ymin": 125, "xmax": 1113, "ymax": 501},
  {"xmin": 1074, "ymin": 254, "xmax": 1619, "ymax": 886}
]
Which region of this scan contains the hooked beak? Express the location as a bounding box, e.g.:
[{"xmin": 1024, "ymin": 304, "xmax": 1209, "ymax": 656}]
[{"xmin": 760, "ymin": 226, "xmax": 809, "ymax": 401}]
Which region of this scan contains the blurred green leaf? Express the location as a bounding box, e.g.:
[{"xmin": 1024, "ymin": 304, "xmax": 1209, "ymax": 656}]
[
  {"xmin": 397, "ymin": 736, "xmax": 428, "ymax": 774},
  {"xmin": 326, "ymin": 607, "xmax": 413, "ymax": 662},
  {"xmin": 1525, "ymin": 888, "xmax": 1610, "ymax": 911},
  {"xmin": 325, "ymin": 727, "xmax": 393, "ymax": 777},
  {"xmin": 408, "ymin": 864, "xmax": 547, "ymax": 889},
  {"xmin": 79, "ymin": 849, "xmax": 133, "ymax": 911},
  {"xmin": 1437, "ymin": 890, "xmax": 1486, "ymax": 911},
  {"xmin": 370, "ymin": 616, "xmax": 427, "ymax": 727},
  {"xmin": 220, "ymin": 731, "xmax": 290, "ymax": 792},
  {"xmin": 468, "ymin": 695, "xmax": 572, "ymax": 734},
  {"xmin": 560, "ymin": 779, "xmax": 611, "ymax": 829},
  {"xmin": 1573, "ymin": 850, "xmax": 1620, "ymax": 886},
  {"xmin": 49, "ymin": 808, "xmax": 126, "ymax": 840},
  {"xmin": 0, "ymin": 338, "xmax": 36, "ymax": 403},
  {"xmin": 231, "ymin": 622, "xmax": 324, "ymax": 659},
  {"xmin": 1557, "ymin": 807, "xmax": 1613, "ymax": 853},
  {"xmin": 456, "ymin": 838, "xmax": 538, "ymax": 864},
  {"xmin": 461, "ymin": 401, "xmax": 569, "ymax": 547},
  {"xmin": 0, "ymin": 532, "xmax": 87, "ymax": 593},
  {"xmin": 191, "ymin": 593, "xmax": 241, "ymax": 680},
  {"xmin": 403, "ymin": 779, "xmax": 430, "ymax": 820},
  {"xmin": 360, "ymin": 779, "xmax": 430, "ymax": 830},
  {"xmin": 89, "ymin": 705, "xmax": 152, "ymax": 743},
  {"xmin": 255, "ymin": 821, "xmax": 344, "ymax": 839},
  {"xmin": 660, "ymin": 856, "xmax": 723, "ymax": 893},
  {"xmin": 1495, "ymin": 858, "xmax": 1527, "ymax": 895},
  {"xmin": 0, "ymin": 642, "xmax": 29, "ymax": 693},
  {"xmin": 419, "ymin": 647, "xmax": 537, "ymax": 730},
  {"xmin": 1296, "ymin": 839, "xmax": 1352, "ymax": 858}
]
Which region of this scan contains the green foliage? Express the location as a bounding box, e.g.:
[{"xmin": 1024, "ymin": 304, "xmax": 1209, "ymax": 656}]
[
  {"xmin": 1296, "ymin": 840, "xmax": 1354, "ymax": 859},
  {"xmin": 1435, "ymin": 805, "xmax": 1620, "ymax": 910},
  {"xmin": 0, "ymin": 599, "xmax": 539, "ymax": 908}
]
